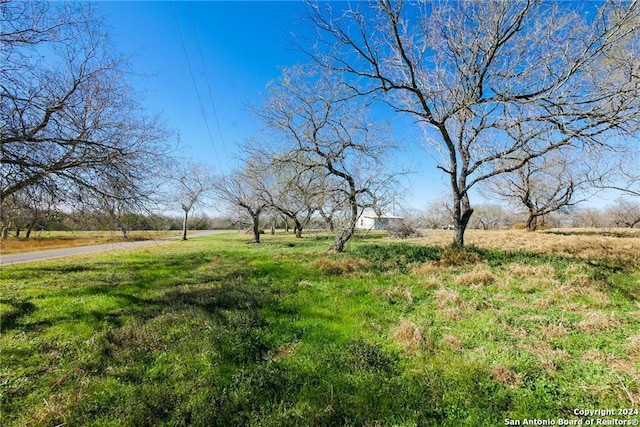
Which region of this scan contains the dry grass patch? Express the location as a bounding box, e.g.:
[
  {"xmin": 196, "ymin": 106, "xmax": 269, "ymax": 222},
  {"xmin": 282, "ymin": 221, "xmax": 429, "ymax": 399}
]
[
  {"xmin": 413, "ymin": 228, "xmax": 640, "ymax": 262},
  {"xmin": 443, "ymin": 334, "xmax": 464, "ymax": 350},
  {"xmin": 371, "ymin": 287, "xmax": 414, "ymax": 304},
  {"xmin": 411, "ymin": 261, "xmax": 451, "ymax": 276},
  {"xmin": 489, "ymin": 365, "xmax": 522, "ymax": 388},
  {"xmin": 540, "ymin": 323, "xmax": 568, "ymax": 338},
  {"xmin": 454, "ymin": 267, "xmax": 496, "ymax": 288},
  {"xmin": 0, "ymin": 231, "xmax": 180, "ymax": 254},
  {"xmin": 507, "ymin": 263, "xmax": 556, "ymax": 279},
  {"xmin": 298, "ymin": 280, "xmax": 313, "ymax": 288},
  {"xmin": 435, "ymin": 287, "xmax": 461, "ymax": 308},
  {"xmin": 625, "ymin": 335, "xmax": 640, "ymax": 360},
  {"xmin": 524, "ymin": 342, "xmax": 570, "ymax": 375},
  {"xmin": 576, "ymin": 311, "xmax": 620, "ymax": 332},
  {"xmin": 392, "ymin": 320, "xmax": 426, "ymax": 354},
  {"xmin": 434, "ymin": 287, "xmax": 467, "ymax": 319},
  {"xmin": 312, "ymin": 256, "xmax": 372, "ymax": 276}
]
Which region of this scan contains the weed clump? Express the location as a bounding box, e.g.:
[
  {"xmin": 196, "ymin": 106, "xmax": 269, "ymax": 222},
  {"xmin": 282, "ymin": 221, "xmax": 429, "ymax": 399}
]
[
  {"xmin": 439, "ymin": 247, "xmax": 480, "ymax": 267},
  {"xmin": 372, "ymin": 287, "xmax": 414, "ymax": 304},
  {"xmin": 489, "ymin": 365, "xmax": 522, "ymax": 388},
  {"xmin": 312, "ymin": 256, "xmax": 372, "ymax": 275},
  {"xmin": 576, "ymin": 311, "xmax": 619, "ymax": 332},
  {"xmin": 454, "ymin": 268, "xmax": 496, "ymax": 288},
  {"xmin": 624, "ymin": 335, "xmax": 640, "ymax": 360},
  {"xmin": 392, "ymin": 320, "xmax": 426, "ymax": 355}
]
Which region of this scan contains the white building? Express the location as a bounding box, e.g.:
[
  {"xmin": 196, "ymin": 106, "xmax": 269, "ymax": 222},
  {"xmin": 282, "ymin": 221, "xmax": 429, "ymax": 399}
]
[{"xmin": 355, "ymin": 209, "xmax": 404, "ymax": 230}]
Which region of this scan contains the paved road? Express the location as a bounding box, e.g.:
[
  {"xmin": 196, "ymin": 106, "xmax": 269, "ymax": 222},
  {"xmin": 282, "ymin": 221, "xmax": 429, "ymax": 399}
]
[{"xmin": 0, "ymin": 230, "xmax": 229, "ymax": 266}]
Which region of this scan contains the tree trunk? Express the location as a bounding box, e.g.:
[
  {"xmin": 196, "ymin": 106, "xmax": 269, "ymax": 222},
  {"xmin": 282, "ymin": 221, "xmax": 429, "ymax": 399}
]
[
  {"xmin": 251, "ymin": 213, "xmax": 261, "ymax": 243},
  {"xmin": 294, "ymin": 219, "xmax": 303, "ymax": 238},
  {"xmin": 526, "ymin": 213, "xmax": 538, "ymax": 231},
  {"xmin": 453, "ymin": 210, "xmax": 473, "ymax": 249},
  {"xmin": 452, "ymin": 194, "xmax": 474, "ymax": 249},
  {"xmin": 182, "ymin": 208, "xmax": 189, "ymax": 240},
  {"xmin": 331, "ymin": 189, "xmax": 358, "ymax": 252},
  {"xmin": 25, "ymin": 223, "xmax": 33, "ymax": 239}
]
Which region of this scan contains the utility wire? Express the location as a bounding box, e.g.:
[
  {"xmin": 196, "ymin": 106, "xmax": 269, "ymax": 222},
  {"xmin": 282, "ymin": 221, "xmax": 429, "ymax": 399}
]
[
  {"xmin": 170, "ymin": 1, "xmax": 219, "ymax": 159},
  {"xmin": 188, "ymin": 3, "xmax": 228, "ymax": 158}
]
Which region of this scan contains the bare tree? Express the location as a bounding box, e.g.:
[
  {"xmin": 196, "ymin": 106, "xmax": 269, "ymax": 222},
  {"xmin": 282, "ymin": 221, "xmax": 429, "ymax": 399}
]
[
  {"xmin": 1, "ymin": 1, "xmax": 172, "ymax": 208},
  {"xmin": 483, "ymin": 152, "xmax": 588, "ymax": 231},
  {"xmin": 470, "ymin": 204, "xmax": 511, "ymax": 230},
  {"xmin": 606, "ymin": 198, "xmax": 640, "ymax": 228},
  {"xmin": 255, "ymin": 65, "xmax": 398, "ymax": 252},
  {"xmin": 306, "ymin": 0, "xmax": 640, "ymax": 247},
  {"xmin": 167, "ymin": 163, "xmax": 216, "ymax": 240},
  {"xmin": 588, "ymin": 148, "xmax": 640, "ymax": 199},
  {"xmin": 212, "ymin": 166, "xmax": 268, "ymax": 244}
]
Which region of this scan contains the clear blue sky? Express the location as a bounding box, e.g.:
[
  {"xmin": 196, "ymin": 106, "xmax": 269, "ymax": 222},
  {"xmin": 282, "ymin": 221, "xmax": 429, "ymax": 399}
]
[{"xmin": 95, "ymin": 1, "xmax": 448, "ymax": 211}]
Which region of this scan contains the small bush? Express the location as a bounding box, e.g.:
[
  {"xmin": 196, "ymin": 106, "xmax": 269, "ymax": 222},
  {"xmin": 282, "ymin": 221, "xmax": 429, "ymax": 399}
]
[{"xmin": 387, "ymin": 222, "xmax": 422, "ymax": 239}]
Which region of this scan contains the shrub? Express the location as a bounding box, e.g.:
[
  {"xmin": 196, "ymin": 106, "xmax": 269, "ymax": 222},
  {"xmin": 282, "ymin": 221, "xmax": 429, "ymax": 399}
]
[{"xmin": 387, "ymin": 222, "xmax": 422, "ymax": 239}]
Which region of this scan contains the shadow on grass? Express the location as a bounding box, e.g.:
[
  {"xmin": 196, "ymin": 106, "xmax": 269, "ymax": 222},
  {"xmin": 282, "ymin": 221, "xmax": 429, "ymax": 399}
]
[{"xmin": 1, "ymin": 299, "xmax": 36, "ymax": 330}]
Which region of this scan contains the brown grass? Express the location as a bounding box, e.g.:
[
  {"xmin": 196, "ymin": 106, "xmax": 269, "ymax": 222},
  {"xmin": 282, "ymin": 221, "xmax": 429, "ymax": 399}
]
[
  {"xmin": 625, "ymin": 335, "xmax": 640, "ymax": 360},
  {"xmin": 414, "ymin": 228, "xmax": 640, "ymax": 262},
  {"xmin": 454, "ymin": 267, "xmax": 495, "ymax": 288},
  {"xmin": 489, "ymin": 365, "xmax": 522, "ymax": 388},
  {"xmin": 371, "ymin": 287, "xmax": 414, "ymax": 304},
  {"xmin": 0, "ymin": 231, "xmax": 181, "ymax": 254},
  {"xmin": 540, "ymin": 323, "xmax": 568, "ymax": 338},
  {"xmin": 392, "ymin": 320, "xmax": 426, "ymax": 354},
  {"xmin": 312, "ymin": 256, "xmax": 372, "ymax": 275},
  {"xmin": 434, "ymin": 287, "xmax": 461, "ymax": 308},
  {"xmin": 576, "ymin": 311, "xmax": 620, "ymax": 332},
  {"xmin": 443, "ymin": 334, "xmax": 464, "ymax": 350}
]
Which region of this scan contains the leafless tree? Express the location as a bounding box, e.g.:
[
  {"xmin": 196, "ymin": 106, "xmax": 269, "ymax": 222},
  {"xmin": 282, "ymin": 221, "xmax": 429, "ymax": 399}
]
[
  {"xmin": 470, "ymin": 204, "xmax": 511, "ymax": 230},
  {"xmin": 255, "ymin": 65, "xmax": 398, "ymax": 252},
  {"xmin": 606, "ymin": 198, "xmax": 640, "ymax": 228},
  {"xmin": 306, "ymin": 0, "xmax": 640, "ymax": 247},
  {"xmin": 588, "ymin": 148, "xmax": 640, "ymax": 199},
  {"xmin": 169, "ymin": 162, "xmax": 215, "ymax": 240},
  {"xmin": 571, "ymin": 207, "xmax": 607, "ymax": 228},
  {"xmin": 424, "ymin": 198, "xmax": 455, "ymax": 230},
  {"xmin": 212, "ymin": 166, "xmax": 269, "ymax": 244},
  {"xmin": 483, "ymin": 151, "xmax": 588, "ymax": 231},
  {"xmin": 1, "ymin": 1, "xmax": 173, "ymax": 209}
]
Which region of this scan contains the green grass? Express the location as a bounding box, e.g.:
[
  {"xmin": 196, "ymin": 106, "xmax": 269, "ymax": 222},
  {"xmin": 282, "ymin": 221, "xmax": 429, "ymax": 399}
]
[{"xmin": 1, "ymin": 232, "xmax": 639, "ymax": 426}]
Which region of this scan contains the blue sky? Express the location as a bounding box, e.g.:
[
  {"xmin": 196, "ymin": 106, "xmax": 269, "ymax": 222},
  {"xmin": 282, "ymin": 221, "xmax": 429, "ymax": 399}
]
[
  {"xmin": 95, "ymin": 1, "xmax": 447, "ymax": 212},
  {"xmin": 94, "ymin": 1, "xmax": 624, "ymax": 212}
]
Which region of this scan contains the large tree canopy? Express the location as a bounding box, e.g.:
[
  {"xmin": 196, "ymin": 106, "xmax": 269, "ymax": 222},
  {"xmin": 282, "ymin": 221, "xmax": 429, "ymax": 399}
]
[
  {"xmin": 1, "ymin": 0, "xmax": 172, "ymax": 208},
  {"xmin": 307, "ymin": 0, "xmax": 640, "ymax": 247}
]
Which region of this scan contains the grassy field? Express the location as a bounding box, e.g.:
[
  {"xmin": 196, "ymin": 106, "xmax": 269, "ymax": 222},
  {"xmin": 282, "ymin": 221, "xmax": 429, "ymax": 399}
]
[
  {"xmin": 0, "ymin": 230, "xmax": 183, "ymax": 255},
  {"xmin": 1, "ymin": 230, "xmax": 639, "ymax": 426}
]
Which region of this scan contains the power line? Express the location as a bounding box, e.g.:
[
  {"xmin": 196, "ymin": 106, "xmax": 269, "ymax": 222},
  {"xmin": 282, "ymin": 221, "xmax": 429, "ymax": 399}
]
[
  {"xmin": 188, "ymin": 3, "xmax": 228, "ymax": 158},
  {"xmin": 170, "ymin": 1, "xmax": 219, "ymax": 160}
]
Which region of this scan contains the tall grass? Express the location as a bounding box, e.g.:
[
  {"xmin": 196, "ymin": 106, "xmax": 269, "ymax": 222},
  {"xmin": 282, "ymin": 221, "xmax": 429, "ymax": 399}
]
[{"xmin": 1, "ymin": 231, "xmax": 638, "ymax": 426}]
